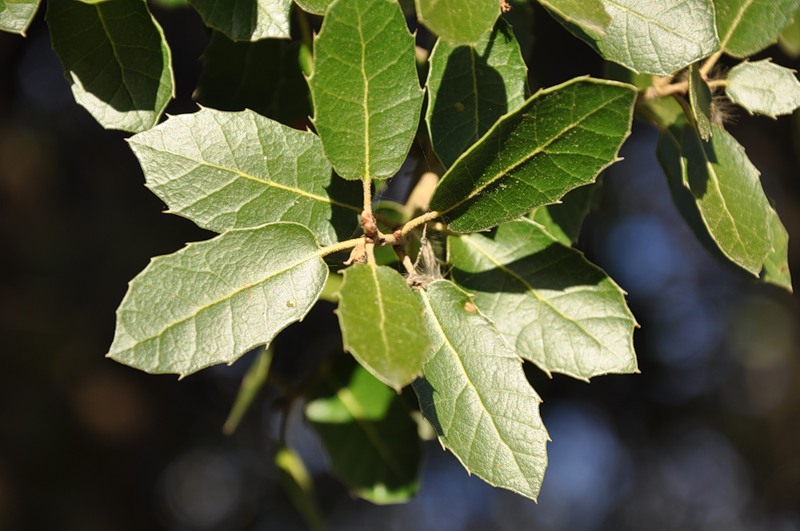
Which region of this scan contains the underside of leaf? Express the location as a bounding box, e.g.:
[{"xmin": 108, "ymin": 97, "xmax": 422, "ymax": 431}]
[
  {"xmin": 108, "ymin": 223, "xmax": 328, "ymax": 377},
  {"xmin": 449, "ymin": 219, "xmax": 638, "ymax": 380},
  {"xmin": 414, "ymin": 280, "xmax": 549, "ymax": 500},
  {"xmin": 128, "ymin": 108, "xmax": 361, "ymax": 246}
]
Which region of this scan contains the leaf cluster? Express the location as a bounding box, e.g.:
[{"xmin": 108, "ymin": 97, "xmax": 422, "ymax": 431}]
[{"xmin": 6, "ymin": 0, "xmax": 796, "ymax": 514}]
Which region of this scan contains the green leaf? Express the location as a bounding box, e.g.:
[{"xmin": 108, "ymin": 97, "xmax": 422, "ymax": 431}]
[
  {"xmin": 46, "ymin": 0, "xmax": 174, "ymax": 133},
  {"xmin": 713, "ymin": 0, "xmax": 800, "ymax": 58},
  {"xmin": 108, "ymin": 222, "xmax": 328, "ymax": 377},
  {"xmin": 430, "ymin": 77, "xmax": 635, "ymax": 233},
  {"xmin": 414, "ymin": 0, "xmax": 499, "ymax": 45},
  {"xmin": 293, "ymin": 0, "xmax": 332, "ymax": 15},
  {"xmin": 0, "ymin": 0, "xmax": 40, "ymax": 35},
  {"xmin": 552, "ymin": 0, "xmax": 718, "ymax": 75},
  {"xmin": 688, "ymin": 63, "xmax": 713, "ymax": 140},
  {"xmin": 306, "ymin": 356, "xmax": 421, "ymax": 504},
  {"xmin": 336, "ymin": 264, "xmax": 428, "ymax": 390},
  {"xmin": 537, "ymin": 0, "xmax": 610, "ymax": 35},
  {"xmin": 128, "ymin": 108, "xmax": 361, "ymax": 247},
  {"xmin": 448, "ymin": 219, "xmax": 638, "ymax": 380},
  {"xmin": 309, "ymin": 0, "xmax": 423, "ymax": 180},
  {"xmin": 195, "ymin": 32, "xmax": 310, "ymax": 126},
  {"xmin": 222, "ymin": 347, "xmax": 272, "ymax": 435},
  {"xmin": 275, "ymin": 447, "xmax": 325, "ymax": 531},
  {"xmin": 779, "ymin": 14, "xmax": 800, "ymax": 57},
  {"xmin": 726, "ymin": 59, "xmax": 800, "ymax": 118},
  {"xmin": 413, "ymin": 280, "xmax": 548, "ymax": 500},
  {"xmin": 761, "ymin": 205, "xmax": 793, "ymax": 292},
  {"xmin": 425, "ymin": 19, "xmax": 528, "ymax": 168},
  {"xmin": 188, "ymin": 0, "xmax": 291, "ymax": 41},
  {"xmin": 531, "ymin": 183, "xmax": 601, "ymax": 246},
  {"xmin": 657, "ymin": 122, "xmax": 772, "ymax": 276}
]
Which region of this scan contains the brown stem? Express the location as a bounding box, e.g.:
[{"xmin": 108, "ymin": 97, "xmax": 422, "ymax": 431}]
[
  {"xmin": 318, "ymin": 237, "xmax": 364, "ymax": 257},
  {"xmin": 382, "ymin": 210, "xmax": 442, "ymax": 245},
  {"xmin": 700, "ymin": 51, "xmax": 723, "ymax": 78},
  {"xmin": 641, "ymin": 80, "xmax": 688, "ymax": 101}
]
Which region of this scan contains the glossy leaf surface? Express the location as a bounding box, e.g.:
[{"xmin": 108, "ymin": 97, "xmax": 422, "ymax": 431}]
[
  {"xmin": 426, "ymin": 19, "xmax": 528, "ymax": 168},
  {"xmin": 189, "ymin": 0, "xmax": 291, "ymax": 41},
  {"xmin": 414, "ymin": 280, "xmax": 548, "ymax": 500},
  {"xmin": 415, "ymin": 0, "xmax": 499, "ymax": 45},
  {"xmin": 128, "ymin": 108, "xmax": 361, "ymax": 246},
  {"xmin": 714, "ymin": 0, "xmax": 800, "ymax": 57},
  {"xmin": 658, "ymin": 122, "xmax": 772, "ymax": 276},
  {"xmin": 336, "ymin": 264, "xmax": 428, "ymax": 390},
  {"xmin": 726, "ymin": 60, "xmax": 800, "ymax": 118},
  {"xmin": 108, "ymin": 223, "xmax": 328, "ymax": 377},
  {"xmin": 449, "ymin": 219, "xmax": 638, "ymax": 380},
  {"xmin": 47, "ymin": 0, "xmax": 174, "ymax": 133},
  {"xmin": 306, "ymin": 358, "xmax": 421, "ymax": 504},
  {"xmin": 0, "ymin": 0, "xmax": 40, "ymax": 34},
  {"xmin": 310, "ymin": 0, "xmax": 423, "ymax": 180},
  {"xmin": 430, "ymin": 77, "xmax": 635, "ymax": 233}
]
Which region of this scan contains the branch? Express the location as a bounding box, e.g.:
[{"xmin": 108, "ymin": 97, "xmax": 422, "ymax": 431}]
[{"xmin": 318, "ymin": 237, "xmax": 365, "ymax": 257}]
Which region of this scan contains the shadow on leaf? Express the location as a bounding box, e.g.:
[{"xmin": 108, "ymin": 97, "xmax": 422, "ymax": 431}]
[
  {"xmin": 429, "ymin": 22, "xmax": 515, "ymax": 168},
  {"xmin": 451, "ymin": 239, "xmax": 608, "ymax": 293}
]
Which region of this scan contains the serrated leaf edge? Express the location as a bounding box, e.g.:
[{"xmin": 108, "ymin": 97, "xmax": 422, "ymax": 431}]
[
  {"xmin": 108, "ymin": 222, "xmax": 328, "ymax": 378},
  {"xmin": 432, "ymin": 76, "xmax": 636, "ymax": 227},
  {"xmin": 417, "ymin": 281, "xmax": 550, "ymax": 500}
]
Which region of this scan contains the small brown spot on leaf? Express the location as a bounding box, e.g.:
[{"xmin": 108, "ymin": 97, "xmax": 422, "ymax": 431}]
[{"xmin": 464, "ymin": 301, "xmax": 476, "ymax": 313}]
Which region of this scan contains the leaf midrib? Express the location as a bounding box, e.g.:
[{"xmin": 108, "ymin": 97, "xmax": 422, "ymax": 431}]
[
  {"xmin": 697, "ymin": 146, "xmax": 749, "ymax": 258},
  {"xmin": 419, "ymin": 287, "xmax": 533, "ymax": 491},
  {"xmin": 437, "ymin": 88, "xmax": 627, "ymax": 216},
  {"xmin": 94, "ymin": 3, "xmax": 136, "ymax": 108},
  {"xmin": 139, "ymin": 144, "xmax": 361, "ymax": 213},
  {"xmin": 469, "ymin": 47, "xmax": 481, "ymax": 142},
  {"xmin": 461, "ymin": 234, "xmax": 613, "ymax": 352},
  {"xmin": 719, "ymin": 0, "xmax": 756, "ymax": 51},
  {"xmin": 370, "ymin": 265, "xmax": 394, "ymax": 370},
  {"xmin": 123, "ymin": 247, "xmax": 320, "ymax": 347},
  {"xmin": 356, "ymin": 2, "xmax": 371, "ymax": 180}
]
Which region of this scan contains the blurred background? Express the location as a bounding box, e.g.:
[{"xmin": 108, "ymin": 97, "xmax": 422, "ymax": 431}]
[{"xmin": 2, "ymin": 3, "xmax": 800, "ymax": 530}]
